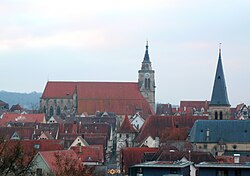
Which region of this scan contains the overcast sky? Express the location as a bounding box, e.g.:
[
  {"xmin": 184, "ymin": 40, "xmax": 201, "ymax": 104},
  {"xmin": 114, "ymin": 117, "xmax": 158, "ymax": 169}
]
[{"xmin": 0, "ymin": 0, "xmax": 249, "ymax": 106}]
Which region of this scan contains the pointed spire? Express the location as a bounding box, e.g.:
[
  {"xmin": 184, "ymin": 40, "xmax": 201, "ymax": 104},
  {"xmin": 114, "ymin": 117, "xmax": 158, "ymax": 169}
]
[
  {"xmin": 209, "ymin": 44, "xmax": 230, "ymax": 106},
  {"xmin": 117, "ymin": 115, "xmax": 138, "ymax": 133},
  {"xmin": 143, "ymin": 41, "xmax": 150, "ymax": 63}
]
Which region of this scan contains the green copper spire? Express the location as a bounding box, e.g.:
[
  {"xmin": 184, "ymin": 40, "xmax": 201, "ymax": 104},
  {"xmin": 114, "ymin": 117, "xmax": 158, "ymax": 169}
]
[{"xmin": 209, "ymin": 45, "xmax": 230, "ymax": 106}]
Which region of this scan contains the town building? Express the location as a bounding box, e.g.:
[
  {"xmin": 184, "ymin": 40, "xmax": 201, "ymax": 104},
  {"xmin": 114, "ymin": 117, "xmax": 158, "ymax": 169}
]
[
  {"xmin": 40, "ymin": 43, "xmax": 155, "ymax": 118},
  {"xmin": 190, "ymin": 120, "xmax": 250, "ymax": 156},
  {"xmin": 129, "ymin": 161, "xmax": 193, "ymax": 176}
]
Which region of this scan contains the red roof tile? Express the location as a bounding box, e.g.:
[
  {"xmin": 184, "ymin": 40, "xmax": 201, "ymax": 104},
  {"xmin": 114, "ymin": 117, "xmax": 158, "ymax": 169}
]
[
  {"xmin": 0, "ymin": 126, "xmax": 34, "ymax": 140},
  {"xmin": 39, "ymin": 150, "xmax": 79, "ymax": 172},
  {"xmin": 0, "ymin": 113, "xmax": 45, "ymax": 126},
  {"xmin": 42, "ymin": 81, "xmax": 76, "ymax": 98},
  {"xmin": 122, "ymin": 147, "xmax": 158, "ymax": 173},
  {"xmin": 42, "ymin": 81, "xmax": 154, "ymax": 116},
  {"xmin": 117, "ymin": 115, "xmax": 138, "ymax": 133},
  {"xmin": 71, "ymin": 145, "xmax": 103, "ymax": 163},
  {"xmin": 135, "ymin": 115, "xmax": 208, "ymax": 143}
]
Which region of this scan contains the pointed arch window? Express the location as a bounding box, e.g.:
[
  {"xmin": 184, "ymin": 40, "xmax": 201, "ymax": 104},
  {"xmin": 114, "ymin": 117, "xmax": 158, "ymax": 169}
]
[
  {"xmin": 215, "ymin": 111, "xmax": 218, "ymax": 120},
  {"xmin": 145, "ymin": 78, "xmax": 150, "ymax": 90},
  {"xmin": 56, "ymin": 106, "xmax": 61, "ymax": 115},
  {"xmin": 43, "ymin": 106, "xmax": 46, "ymax": 114},
  {"xmin": 49, "ymin": 106, "xmax": 54, "ymax": 117},
  {"xmin": 220, "ymin": 111, "xmax": 223, "ymax": 120}
]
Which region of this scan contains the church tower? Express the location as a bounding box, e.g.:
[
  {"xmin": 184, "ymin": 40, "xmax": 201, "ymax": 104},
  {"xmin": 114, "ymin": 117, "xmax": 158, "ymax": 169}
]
[
  {"xmin": 138, "ymin": 41, "xmax": 156, "ymax": 111},
  {"xmin": 209, "ymin": 45, "xmax": 231, "ymax": 120}
]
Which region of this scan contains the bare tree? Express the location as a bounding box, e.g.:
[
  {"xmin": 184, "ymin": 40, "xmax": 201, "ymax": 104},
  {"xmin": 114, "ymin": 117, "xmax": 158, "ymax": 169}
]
[
  {"xmin": 53, "ymin": 152, "xmax": 94, "ymax": 176},
  {"xmin": 0, "ymin": 138, "xmax": 35, "ymax": 176}
]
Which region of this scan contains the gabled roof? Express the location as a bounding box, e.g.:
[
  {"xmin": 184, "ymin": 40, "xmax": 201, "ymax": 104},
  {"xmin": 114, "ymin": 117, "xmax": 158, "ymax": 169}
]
[
  {"xmin": 190, "ymin": 120, "xmax": 250, "ymax": 143},
  {"xmin": 77, "ymin": 82, "xmax": 154, "ymax": 116},
  {"xmin": 135, "ymin": 115, "xmax": 208, "ymax": 143},
  {"xmin": 42, "ymin": 81, "xmax": 76, "ymax": 98},
  {"xmin": 69, "ymin": 136, "xmax": 89, "ymax": 149},
  {"xmin": 42, "ymin": 81, "xmax": 154, "ymax": 116},
  {"xmin": 71, "ymin": 145, "xmax": 103, "ymax": 163},
  {"xmin": 0, "ymin": 126, "xmax": 34, "ymax": 140},
  {"xmin": 10, "ymin": 104, "xmax": 22, "ymax": 112},
  {"xmin": 117, "ymin": 115, "xmax": 138, "ymax": 133},
  {"xmin": 209, "ymin": 48, "xmax": 230, "ymax": 106},
  {"xmin": 38, "ymin": 150, "xmax": 79, "ymax": 172},
  {"xmin": 0, "ymin": 113, "xmax": 45, "ymax": 126},
  {"xmin": 122, "ymin": 147, "xmax": 158, "ymax": 173}
]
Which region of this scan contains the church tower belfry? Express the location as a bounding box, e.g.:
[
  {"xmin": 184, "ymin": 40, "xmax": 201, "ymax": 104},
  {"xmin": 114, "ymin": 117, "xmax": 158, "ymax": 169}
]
[
  {"xmin": 138, "ymin": 41, "xmax": 156, "ymax": 111},
  {"xmin": 209, "ymin": 44, "xmax": 231, "ymax": 120}
]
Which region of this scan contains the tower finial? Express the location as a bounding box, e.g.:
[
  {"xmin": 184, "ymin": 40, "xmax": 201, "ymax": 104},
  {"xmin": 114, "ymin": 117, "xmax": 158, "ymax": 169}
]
[
  {"xmin": 219, "ymin": 42, "xmax": 222, "ymax": 59},
  {"xmin": 146, "ymin": 40, "xmax": 148, "ymax": 50}
]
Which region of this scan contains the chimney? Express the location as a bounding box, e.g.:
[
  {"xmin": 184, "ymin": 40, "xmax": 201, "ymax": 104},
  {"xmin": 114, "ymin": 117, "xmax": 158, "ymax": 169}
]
[
  {"xmin": 234, "ymin": 154, "xmax": 240, "ymax": 163},
  {"xmin": 206, "ymin": 128, "xmax": 210, "ymax": 142},
  {"xmin": 155, "ymin": 137, "xmax": 160, "ymax": 148}
]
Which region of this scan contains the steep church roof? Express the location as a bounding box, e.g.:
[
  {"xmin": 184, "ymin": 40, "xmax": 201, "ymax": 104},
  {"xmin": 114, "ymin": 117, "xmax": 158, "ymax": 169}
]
[
  {"xmin": 143, "ymin": 41, "xmax": 150, "ymax": 63},
  {"xmin": 117, "ymin": 115, "xmax": 138, "ymax": 133},
  {"xmin": 209, "ymin": 47, "xmax": 230, "ymax": 106},
  {"xmin": 190, "ymin": 120, "xmax": 250, "ymax": 143},
  {"xmin": 42, "ymin": 81, "xmax": 154, "ymax": 117}
]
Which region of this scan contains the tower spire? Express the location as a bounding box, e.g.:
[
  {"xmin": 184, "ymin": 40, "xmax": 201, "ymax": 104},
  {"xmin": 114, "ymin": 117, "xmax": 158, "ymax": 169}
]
[
  {"xmin": 209, "ymin": 44, "xmax": 230, "ymax": 106},
  {"xmin": 143, "ymin": 41, "xmax": 150, "ymax": 63}
]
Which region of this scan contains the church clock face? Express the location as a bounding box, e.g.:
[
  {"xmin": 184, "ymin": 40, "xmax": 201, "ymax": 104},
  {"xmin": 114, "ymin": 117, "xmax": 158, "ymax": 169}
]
[{"xmin": 145, "ymin": 73, "xmax": 150, "ymax": 78}]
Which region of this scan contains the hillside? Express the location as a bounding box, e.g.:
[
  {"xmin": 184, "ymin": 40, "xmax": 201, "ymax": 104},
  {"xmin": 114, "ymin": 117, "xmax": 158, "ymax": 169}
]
[{"xmin": 0, "ymin": 91, "xmax": 42, "ymax": 109}]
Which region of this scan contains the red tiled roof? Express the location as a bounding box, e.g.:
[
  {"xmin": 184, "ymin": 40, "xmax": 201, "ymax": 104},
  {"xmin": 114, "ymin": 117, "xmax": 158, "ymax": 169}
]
[
  {"xmin": 0, "ymin": 100, "xmax": 8, "ymax": 106},
  {"xmin": 10, "ymin": 104, "xmax": 22, "ymax": 111},
  {"xmin": 117, "ymin": 115, "xmax": 138, "ymax": 133},
  {"xmin": 135, "ymin": 115, "xmax": 208, "ymax": 143},
  {"xmin": 122, "ymin": 147, "xmax": 158, "ymax": 173},
  {"xmin": 0, "ymin": 126, "xmax": 34, "ymax": 140},
  {"xmin": 71, "ymin": 145, "xmax": 103, "ymax": 163},
  {"xmin": 42, "ymin": 81, "xmax": 154, "ymax": 116},
  {"xmin": 21, "ymin": 140, "xmax": 64, "ymax": 152},
  {"xmin": 80, "ymin": 123, "xmax": 111, "ymax": 139},
  {"xmin": 39, "ymin": 150, "xmax": 79, "ymax": 172},
  {"xmin": 42, "ymin": 81, "xmax": 76, "ymax": 98},
  {"xmin": 0, "ymin": 113, "xmax": 45, "ymax": 126},
  {"xmin": 179, "ymin": 100, "xmax": 209, "ymax": 114}
]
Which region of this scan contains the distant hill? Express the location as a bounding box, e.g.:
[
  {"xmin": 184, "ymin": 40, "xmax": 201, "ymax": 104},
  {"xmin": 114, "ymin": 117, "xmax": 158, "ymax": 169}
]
[{"xmin": 0, "ymin": 91, "xmax": 42, "ymax": 109}]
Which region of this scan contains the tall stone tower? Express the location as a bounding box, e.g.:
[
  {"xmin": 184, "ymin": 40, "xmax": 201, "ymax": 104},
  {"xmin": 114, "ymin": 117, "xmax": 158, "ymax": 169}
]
[
  {"xmin": 138, "ymin": 42, "xmax": 156, "ymax": 111},
  {"xmin": 209, "ymin": 46, "xmax": 231, "ymax": 120}
]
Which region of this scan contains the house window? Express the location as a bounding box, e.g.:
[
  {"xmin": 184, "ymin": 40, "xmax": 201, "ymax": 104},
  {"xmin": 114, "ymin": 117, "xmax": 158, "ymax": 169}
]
[
  {"xmin": 170, "ymin": 168, "xmax": 178, "ymax": 174},
  {"xmin": 216, "ymin": 170, "xmax": 228, "ymax": 176},
  {"xmin": 34, "ymin": 144, "xmax": 40, "ymax": 149},
  {"xmin": 36, "ymin": 168, "xmax": 42, "ymax": 176},
  {"xmin": 235, "ymin": 170, "xmax": 241, "ymax": 176}
]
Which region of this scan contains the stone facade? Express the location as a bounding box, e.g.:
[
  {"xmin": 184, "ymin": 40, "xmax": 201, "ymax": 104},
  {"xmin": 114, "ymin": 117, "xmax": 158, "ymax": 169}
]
[
  {"xmin": 40, "ymin": 92, "xmax": 77, "ymax": 117},
  {"xmin": 138, "ymin": 43, "xmax": 156, "ymax": 111},
  {"xmin": 208, "ymin": 106, "xmax": 231, "ymax": 120}
]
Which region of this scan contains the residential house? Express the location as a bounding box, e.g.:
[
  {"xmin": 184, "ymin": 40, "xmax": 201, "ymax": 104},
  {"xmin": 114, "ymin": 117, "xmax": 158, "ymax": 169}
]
[{"xmin": 129, "ymin": 161, "xmax": 193, "ymax": 176}]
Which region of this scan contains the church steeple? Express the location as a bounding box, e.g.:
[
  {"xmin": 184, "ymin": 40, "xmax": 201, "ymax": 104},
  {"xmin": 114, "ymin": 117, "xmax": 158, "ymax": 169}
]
[
  {"xmin": 209, "ymin": 45, "xmax": 231, "ymax": 120},
  {"xmin": 143, "ymin": 41, "xmax": 150, "ymax": 63},
  {"xmin": 138, "ymin": 41, "xmax": 155, "ymax": 111},
  {"xmin": 209, "ymin": 45, "xmax": 230, "ymax": 106}
]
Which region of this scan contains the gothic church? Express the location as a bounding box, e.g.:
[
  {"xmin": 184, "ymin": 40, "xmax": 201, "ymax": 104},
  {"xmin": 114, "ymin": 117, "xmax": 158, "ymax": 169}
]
[{"xmin": 40, "ymin": 43, "xmax": 155, "ymax": 118}]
